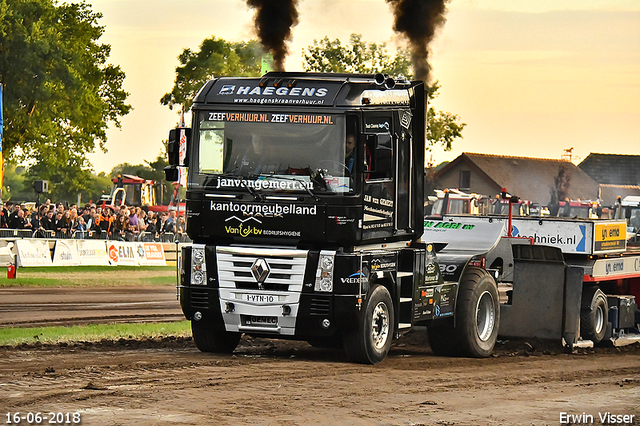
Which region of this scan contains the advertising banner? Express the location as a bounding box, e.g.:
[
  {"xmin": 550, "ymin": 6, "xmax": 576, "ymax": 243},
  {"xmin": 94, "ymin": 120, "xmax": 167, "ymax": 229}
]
[
  {"xmin": 593, "ymin": 222, "xmax": 627, "ymax": 253},
  {"xmin": 107, "ymin": 241, "xmax": 138, "ymax": 266},
  {"xmin": 15, "ymin": 240, "xmax": 53, "ymax": 267},
  {"xmin": 136, "ymin": 242, "xmax": 167, "ymax": 266},
  {"xmin": 77, "ymin": 240, "xmax": 110, "ymax": 266},
  {"xmin": 52, "ymin": 240, "xmax": 80, "ymax": 266}
]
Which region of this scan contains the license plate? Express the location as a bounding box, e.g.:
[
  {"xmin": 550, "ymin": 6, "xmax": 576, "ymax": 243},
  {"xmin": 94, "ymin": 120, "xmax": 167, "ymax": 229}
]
[
  {"xmin": 245, "ymin": 316, "xmax": 277, "ymax": 326},
  {"xmin": 244, "ymin": 293, "xmax": 277, "ymax": 304}
]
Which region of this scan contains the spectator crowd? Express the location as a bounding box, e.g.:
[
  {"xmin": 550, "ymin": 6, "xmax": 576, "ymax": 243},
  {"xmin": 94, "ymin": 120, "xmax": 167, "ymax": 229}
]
[{"xmin": 0, "ymin": 199, "xmax": 188, "ymax": 242}]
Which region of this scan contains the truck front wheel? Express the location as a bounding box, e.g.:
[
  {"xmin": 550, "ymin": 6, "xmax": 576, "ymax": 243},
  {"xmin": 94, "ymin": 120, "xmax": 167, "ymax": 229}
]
[
  {"xmin": 343, "ymin": 284, "xmax": 395, "ymax": 364},
  {"xmin": 191, "ymin": 321, "xmax": 241, "ymax": 353},
  {"xmin": 580, "ymin": 286, "xmax": 608, "ymax": 344}
]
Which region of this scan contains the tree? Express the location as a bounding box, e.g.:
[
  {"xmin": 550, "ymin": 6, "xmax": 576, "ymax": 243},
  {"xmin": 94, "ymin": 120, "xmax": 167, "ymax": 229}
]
[
  {"xmin": 0, "ymin": 0, "xmax": 131, "ymax": 161},
  {"xmin": 302, "ymin": 34, "xmax": 465, "ymax": 153},
  {"xmin": 26, "ymin": 149, "xmax": 95, "ymax": 204},
  {"xmin": 0, "ymin": 0, "xmax": 131, "ymax": 197},
  {"xmin": 161, "ymin": 37, "xmax": 264, "ymax": 111},
  {"xmin": 425, "ymin": 83, "xmax": 465, "ymax": 152},
  {"xmin": 303, "ymin": 34, "xmax": 412, "ymax": 76},
  {"xmin": 1, "ymin": 163, "xmax": 28, "ymax": 202}
]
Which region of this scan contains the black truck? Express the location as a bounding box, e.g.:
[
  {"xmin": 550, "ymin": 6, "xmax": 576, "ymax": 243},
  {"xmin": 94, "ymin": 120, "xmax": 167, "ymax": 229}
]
[{"xmin": 164, "ymin": 72, "xmax": 502, "ymax": 363}]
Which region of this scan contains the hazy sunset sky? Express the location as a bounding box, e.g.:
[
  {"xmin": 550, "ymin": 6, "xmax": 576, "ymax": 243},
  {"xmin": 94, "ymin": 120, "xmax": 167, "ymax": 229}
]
[{"xmin": 86, "ymin": 0, "xmax": 640, "ymax": 173}]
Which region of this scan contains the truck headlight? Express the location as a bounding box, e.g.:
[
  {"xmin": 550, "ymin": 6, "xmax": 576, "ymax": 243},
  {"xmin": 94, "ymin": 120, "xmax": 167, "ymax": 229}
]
[
  {"xmin": 315, "ymin": 251, "xmax": 335, "ymax": 292},
  {"xmin": 192, "ymin": 270, "xmax": 205, "ymax": 285},
  {"xmin": 191, "ymin": 245, "xmax": 207, "ymax": 285}
]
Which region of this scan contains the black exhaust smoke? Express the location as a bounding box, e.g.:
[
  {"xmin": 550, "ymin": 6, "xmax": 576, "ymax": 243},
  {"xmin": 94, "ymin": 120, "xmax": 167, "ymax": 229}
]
[
  {"xmin": 386, "ymin": 0, "xmax": 449, "ymax": 82},
  {"xmin": 246, "ymin": 0, "xmax": 299, "ymax": 71}
]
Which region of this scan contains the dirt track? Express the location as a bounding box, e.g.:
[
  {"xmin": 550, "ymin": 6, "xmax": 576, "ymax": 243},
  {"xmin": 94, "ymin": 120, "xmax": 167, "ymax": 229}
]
[
  {"xmin": 1, "ymin": 332, "xmax": 639, "ymax": 425},
  {"xmin": 0, "ymin": 284, "xmax": 639, "ymax": 425},
  {"xmin": 0, "ymin": 286, "xmax": 183, "ymax": 327}
]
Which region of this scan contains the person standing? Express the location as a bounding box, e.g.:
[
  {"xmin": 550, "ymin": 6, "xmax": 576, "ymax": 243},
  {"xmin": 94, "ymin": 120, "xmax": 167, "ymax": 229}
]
[
  {"xmin": 8, "ymin": 208, "xmax": 32, "ymax": 230},
  {"xmin": 0, "ymin": 202, "xmax": 7, "ymax": 228},
  {"xmin": 41, "ymin": 209, "xmax": 56, "ymax": 234},
  {"xmin": 162, "ymin": 210, "xmax": 177, "ymax": 234},
  {"xmin": 128, "ymin": 206, "xmax": 139, "ymax": 237}
]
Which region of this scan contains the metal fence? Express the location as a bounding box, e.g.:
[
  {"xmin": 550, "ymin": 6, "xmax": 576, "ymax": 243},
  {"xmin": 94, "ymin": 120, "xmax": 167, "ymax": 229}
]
[{"xmin": 0, "ymin": 228, "xmax": 191, "ymax": 243}]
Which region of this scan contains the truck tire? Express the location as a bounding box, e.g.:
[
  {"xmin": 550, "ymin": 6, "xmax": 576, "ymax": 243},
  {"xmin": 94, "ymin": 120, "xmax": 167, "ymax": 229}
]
[
  {"xmin": 580, "ymin": 287, "xmax": 608, "ymax": 344},
  {"xmin": 428, "ymin": 267, "xmax": 499, "ymax": 357},
  {"xmin": 455, "ymin": 267, "xmax": 500, "ymax": 357},
  {"xmin": 191, "ymin": 321, "xmax": 241, "ymax": 353},
  {"xmin": 343, "ymin": 284, "xmax": 394, "ymax": 364}
]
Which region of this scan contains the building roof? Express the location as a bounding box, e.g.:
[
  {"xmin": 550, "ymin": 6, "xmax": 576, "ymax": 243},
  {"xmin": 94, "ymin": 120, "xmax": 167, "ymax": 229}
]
[
  {"xmin": 579, "ymin": 153, "xmax": 640, "ymax": 185},
  {"xmin": 434, "ymin": 153, "xmax": 600, "ymax": 205},
  {"xmin": 598, "ymin": 184, "xmax": 640, "ymax": 207}
]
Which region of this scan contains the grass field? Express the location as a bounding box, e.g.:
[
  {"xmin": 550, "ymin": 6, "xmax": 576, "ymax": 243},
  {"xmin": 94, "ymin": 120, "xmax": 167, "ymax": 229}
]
[
  {"xmin": 0, "ymin": 265, "xmax": 177, "ymax": 287},
  {"xmin": 0, "ymin": 266, "xmax": 185, "ymax": 346},
  {"xmin": 0, "ymin": 321, "xmax": 191, "ymax": 346}
]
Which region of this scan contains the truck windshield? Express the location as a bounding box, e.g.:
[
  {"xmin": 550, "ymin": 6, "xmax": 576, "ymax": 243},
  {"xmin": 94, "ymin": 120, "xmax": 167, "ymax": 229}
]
[{"xmin": 195, "ymin": 111, "xmax": 351, "ymax": 193}]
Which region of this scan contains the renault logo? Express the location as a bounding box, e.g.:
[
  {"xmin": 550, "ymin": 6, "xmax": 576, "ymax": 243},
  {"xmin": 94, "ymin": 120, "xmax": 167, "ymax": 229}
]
[{"xmin": 251, "ymin": 258, "xmax": 270, "ymax": 285}]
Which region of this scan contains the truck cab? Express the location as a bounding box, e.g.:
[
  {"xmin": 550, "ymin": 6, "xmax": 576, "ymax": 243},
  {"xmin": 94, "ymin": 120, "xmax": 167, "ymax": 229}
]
[
  {"xmin": 166, "ymin": 73, "xmax": 425, "ymax": 247},
  {"xmin": 613, "ymin": 195, "xmax": 640, "ymax": 245},
  {"xmin": 427, "ymin": 189, "xmax": 491, "ymax": 216}
]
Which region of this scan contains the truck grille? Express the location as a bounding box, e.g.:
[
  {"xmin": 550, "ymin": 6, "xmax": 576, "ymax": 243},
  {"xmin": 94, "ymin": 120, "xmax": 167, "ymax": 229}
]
[{"xmin": 216, "ymin": 247, "xmax": 308, "ymax": 292}]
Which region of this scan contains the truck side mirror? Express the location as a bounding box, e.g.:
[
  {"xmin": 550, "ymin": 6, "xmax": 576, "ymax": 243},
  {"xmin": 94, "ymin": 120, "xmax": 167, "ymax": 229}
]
[
  {"xmin": 167, "ymin": 127, "xmax": 191, "ymax": 167},
  {"xmin": 164, "ymin": 166, "xmax": 179, "ymax": 182}
]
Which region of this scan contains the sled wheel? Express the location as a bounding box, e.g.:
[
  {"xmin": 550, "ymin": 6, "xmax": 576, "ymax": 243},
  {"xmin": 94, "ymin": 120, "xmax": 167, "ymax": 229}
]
[
  {"xmin": 455, "ymin": 267, "xmax": 500, "ymax": 357},
  {"xmin": 580, "ymin": 287, "xmax": 608, "ymax": 344},
  {"xmin": 343, "ymin": 285, "xmax": 394, "ymax": 364},
  {"xmin": 191, "ymin": 321, "xmax": 241, "ymax": 353}
]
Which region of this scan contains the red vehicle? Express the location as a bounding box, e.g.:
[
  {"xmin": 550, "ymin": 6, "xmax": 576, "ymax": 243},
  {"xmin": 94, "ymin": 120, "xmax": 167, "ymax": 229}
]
[
  {"xmin": 556, "ymin": 199, "xmax": 600, "ymax": 219},
  {"xmin": 102, "ymin": 174, "xmax": 184, "ymax": 213}
]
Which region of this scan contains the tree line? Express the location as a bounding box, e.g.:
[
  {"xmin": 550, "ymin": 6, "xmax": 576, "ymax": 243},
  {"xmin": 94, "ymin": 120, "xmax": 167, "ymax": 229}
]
[{"xmin": 1, "ymin": 0, "xmax": 464, "ymax": 204}]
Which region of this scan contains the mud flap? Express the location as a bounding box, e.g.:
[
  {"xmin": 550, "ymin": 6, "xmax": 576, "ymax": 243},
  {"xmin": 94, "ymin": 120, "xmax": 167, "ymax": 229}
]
[
  {"xmin": 499, "ymin": 259, "xmax": 566, "ymax": 340},
  {"xmin": 562, "ymin": 266, "xmax": 584, "ymax": 348}
]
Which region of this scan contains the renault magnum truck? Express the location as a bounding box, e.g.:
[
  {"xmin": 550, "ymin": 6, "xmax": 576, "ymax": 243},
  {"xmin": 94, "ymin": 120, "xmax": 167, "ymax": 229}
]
[{"xmin": 164, "ymin": 72, "xmax": 506, "ymax": 363}]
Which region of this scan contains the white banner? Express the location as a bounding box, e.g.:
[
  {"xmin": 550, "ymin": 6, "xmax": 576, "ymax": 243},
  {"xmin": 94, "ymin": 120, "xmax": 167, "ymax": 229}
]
[
  {"xmin": 136, "ymin": 242, "xmax": 167, "ymax": 266},
  {"xmin": 107, "ymin": 241, "xmax": 138, "ymax": 266},
  {"xmin": 14, "ymin": 240, "xmax": 168, "ymax": 268},
  {"xmin": 52, "ymin": 240, "xmax": 80, "ymax": 266},
  {"xmin": 77, "ymin": 240, "xmax": 110, "ymax": 266},
  {"xmin": 15, "ymin": 239, "xmax": 53, "ymax": 267}
]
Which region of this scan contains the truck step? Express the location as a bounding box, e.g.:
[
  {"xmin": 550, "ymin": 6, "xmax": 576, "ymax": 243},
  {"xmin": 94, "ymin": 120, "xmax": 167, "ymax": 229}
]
[
  {"xmin": 398, "ymin": 323, "xmax": 412, "ymax": 329},
  {"xmin": 397, "ymin": 272, "xmax": 413, "ymax": 278},
  {"xmin": 400, "ymin": 297, "xmax": 412, "ymax": 303}
]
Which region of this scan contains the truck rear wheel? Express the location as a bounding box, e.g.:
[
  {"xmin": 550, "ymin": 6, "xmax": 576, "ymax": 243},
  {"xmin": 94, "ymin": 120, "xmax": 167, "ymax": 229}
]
[
  {"xmin": 580, "ymin": 287, "xmax": 608, "ymax": 344},
  {"xmin": 191, "ymin": 321, "xmax": 241, "ymax": 353},
  {"xmin": 455, "ymin": 267, "xmax": 500, "ymax": 357},
  {"xmin": 343, "ymin": 284, "xmax": 394, "ymax": 364},
  {"xmin": 428, "ymin": 267, "xmax": 499, "ymax": 357}
]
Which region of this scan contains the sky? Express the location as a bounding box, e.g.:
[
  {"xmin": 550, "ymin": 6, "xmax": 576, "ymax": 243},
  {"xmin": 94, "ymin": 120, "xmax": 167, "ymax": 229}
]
[{"xmin": 86, "ymin": 0, "xmax": 640, "ymax": 174}]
